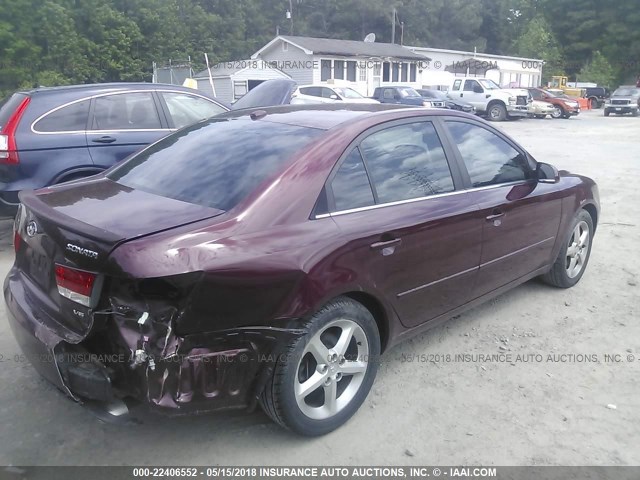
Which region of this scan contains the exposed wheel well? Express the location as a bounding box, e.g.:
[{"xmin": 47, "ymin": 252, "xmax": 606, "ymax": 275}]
[
  {"xmin": 487, "ymin": 99, "xmax": 505, "ymax": 108},
  {"xmin": 583, "ymin": 204, "xmax": 598, "ymax": 232},
  {"xmin": 343, "ymin": 292, "xmax": 389, "ymax": 352}
]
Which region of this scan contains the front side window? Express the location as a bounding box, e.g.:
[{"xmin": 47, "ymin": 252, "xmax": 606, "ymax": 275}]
[
  {"xmin": 34, "ymin": 99, "xmax": 90, "ymax": 132},
  {"xmin": 446, "ymin": 121, "xmax": 533, "ymax": 187},
  {"xmin": 463, "ymin": 80, "xmax": 480, "ymax": 92},
  {"xmin": 360, "ymin": 122, "xmax": 454, "ymax": 203},
  {"xmin": 92, "ymin": 92, "xmax": 162, "ymax": 130},
  {"xmin": 108, "ymin": 118, "xmax": 322, "ymax": 211},
  {"xmin": 330, "ymin": 148, "xmax": 374, "ymax": 211},
  {"xmin": 161, "ymin": 92, "xmax": 225, "ymax": 129}
]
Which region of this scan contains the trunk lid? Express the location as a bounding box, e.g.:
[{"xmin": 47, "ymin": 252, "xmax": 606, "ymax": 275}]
[{"xmin": 15, "ymin": 177, "xmax": 223, "ymax": 337}]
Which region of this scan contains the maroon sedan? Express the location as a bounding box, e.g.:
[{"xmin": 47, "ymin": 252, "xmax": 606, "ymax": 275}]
[{"xmin": 5, "ymin": 104, "xmax": 599, "ymax": 436}]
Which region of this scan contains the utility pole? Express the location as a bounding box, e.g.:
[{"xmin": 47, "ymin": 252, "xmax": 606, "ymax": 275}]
[
  {"xmin": 391, "ymin": 7, "xmax": 396, "ymax": 44},
  {"xmin": 288, "ymin": 0, "xmax": 294, "ymax": 35},
  {"xmin": 400, "ymin": 22, "xmax": 404, "ymax": 45}
]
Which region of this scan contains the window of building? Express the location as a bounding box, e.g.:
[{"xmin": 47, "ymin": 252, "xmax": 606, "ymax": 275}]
[
  {"xmin": 321, "ymin": 60, "xmax": 331, "ymax": 81},
  {"xmin": 334, "ymin": 60, "xmax": 345, "ymax": 80},
  {"xmin": 401, "ymin": 63, "xmax": 408, "ymax": 82},
  {"xmin": 382, "ymin": 62, "xmax": 390, "ymax": 82},
  {"xmin": 410, "ymin": 63, "xmax": 417, "ymax": 82},
  {"xmin": 346, "ymin": 61, "xmax": 357, "ymax": 82}
]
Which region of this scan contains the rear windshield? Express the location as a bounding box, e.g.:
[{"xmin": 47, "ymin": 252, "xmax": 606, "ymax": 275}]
[
  {"xmin": 108, "ymin": 118, "xmax": 323, "ymax": 211},
  {"xmin": 0, "ymin": 93, "xmax": 28, "ymax": 129}
]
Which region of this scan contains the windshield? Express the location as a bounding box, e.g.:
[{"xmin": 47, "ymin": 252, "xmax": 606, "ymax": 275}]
[
  {"xmin": 397, "ymin": 87, "xmax": 421, "ymax": 98},
  {"xmin": 334, "ymin": 87, "xmax": 364, "ymax": 99},
  {"xmin": 613, "ymin": 87, "xmax": 640, "ymax": 96},
  {"xmin": 108, "ymin": 118, "xmax": 322, "ymax": 211},
  {"xmin": 478, "ymin": 79, "xmax": 501, "ymax": 90}
]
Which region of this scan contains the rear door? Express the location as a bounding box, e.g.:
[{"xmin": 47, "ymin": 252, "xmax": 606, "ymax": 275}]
[
  {"xmin": 442, "ymin": 119, "xmax": 562, "ymax": 297},
  {"xmin": 323, "ymin": 119, "xmax": 482, "ymax": 328},
  {"xmin": 86, "ymin": 91, "xmax": 169, "ymax": 169}
]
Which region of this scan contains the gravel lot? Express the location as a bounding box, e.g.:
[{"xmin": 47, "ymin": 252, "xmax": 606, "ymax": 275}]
[{"xmin": 0, "ymin": 109, "xmax": 638, "ymax": 467}]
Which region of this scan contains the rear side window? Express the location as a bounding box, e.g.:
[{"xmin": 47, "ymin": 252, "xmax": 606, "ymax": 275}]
[
  {"xmin": 360, "ymin": 121, "xmax": 454, "ymax": 203},
  {"xmin": 446, "ymin": 121, "xmax": 534, "ymax": 187},
  {"xmin": 330, "ymin": 148, "xmax": 374, "ymax": 211},
  {"xmin": 108, "ymin": 119, "xmax": 322, "ymax": 211},
  {"xmin": 92, "ymin": 92, "xmax": 162, "ymax": 130},
  {"xmin": 300, "ymin": 87, "xmax": 322, "ymax": 97},
  {"xmin": 0, "ymin": 93, "xmax": 29, "ymax": 129},
  {"xmin": 33, "ymin": 99, "xmax": 90, "ymax": 132},
  {"xmin": 161, "ymin": 92, "xmax": 225, "ymax": 129}
]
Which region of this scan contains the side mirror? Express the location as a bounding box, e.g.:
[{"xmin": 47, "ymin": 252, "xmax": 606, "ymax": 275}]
[
  {"xmin": 473, "ymin": 85, "xmax": 483, "ymax": 93},
  {"xmin": 537, "ymin": 162, "xmax": 560, "ymax": 184},
  {"xmin": 330, "ymin": 94, "xmax": 340, "ymax": 100}
]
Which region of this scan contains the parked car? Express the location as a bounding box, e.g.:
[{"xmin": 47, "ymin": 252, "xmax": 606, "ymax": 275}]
[
  {"xmin": 291, "ymin": 85, "xmax": 379, "ymax": 104},
  {"xmin": 527, "ymin": 88, "xmax": 581, "ymax": 119},
  {"xmin": 448, "ymin": 77, "xmax": 530, "ymax": 121},
  {"xmin": 416, "ymin": 89, "xmax": 475, "ymax": 113},
  {"xmin": 528, "ymin": 99, "xmax": 556, "ymax": 118},
  {"xmin": 6, "ymin": 103, "xmax": 599, "ymax": 436},
  {"xmin": 583, "ymin": 87, "xmax": 610, "ymax": 109},
  {"xmin": 0, "ymin": 83, "xmax": 229, "ymax": 217},
  {"xmin": 603, "ymin": 86, "xmax": 640, "ymax": 116},
  {"xmin": 0, "ymin": 79, "xmax": 300, "ymax": 217},
  {"xmin": 370, "ymin": 86, "xmax": 430, "ymax": 107}
]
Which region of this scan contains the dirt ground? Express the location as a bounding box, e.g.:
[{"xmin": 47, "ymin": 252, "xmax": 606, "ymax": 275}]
[{"xmin": 0, "ymin": 109, "xmax": 638, "ymax": 466}]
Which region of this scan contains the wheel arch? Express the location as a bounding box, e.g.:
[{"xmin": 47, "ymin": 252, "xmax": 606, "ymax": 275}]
[
  {"xmin": 52, "ymin": 167, "xmax": 104, "ymax": 185},
  {"xmin": 582, "ymin": 202, "xmax": 598, "ymax": 232},
  {"xmin": 342, "ymin": 291, "xmax": 390, "ymax": 353}
]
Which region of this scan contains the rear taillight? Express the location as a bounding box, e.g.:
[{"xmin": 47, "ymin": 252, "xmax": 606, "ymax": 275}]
[
  {"xmin": 55, "ymin": 264, "xmax": 97, "ymax": 307},
  {"xmin": 13, "ymin": 230, "xmax": 21, "ymax": 253},
  {"xmin": 0, "ymin": 96, "xmax": 30, "ymax": 165}
]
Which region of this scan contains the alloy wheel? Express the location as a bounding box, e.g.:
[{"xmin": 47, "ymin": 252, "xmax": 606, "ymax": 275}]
[
  {"xmin": 551, "ymin": 106, "xmax": 563, "ymax": 118},
  {"xmin": 294, "ymin": 318, "xmax": 369, "ymax": 420},
  {"xmin": 566, "ymin": 220, "xmax": 590, "ymax": 278}
]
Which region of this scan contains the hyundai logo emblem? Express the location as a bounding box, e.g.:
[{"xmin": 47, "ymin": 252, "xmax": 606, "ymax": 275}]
[{"xmin": 26, "ymin": 221, "xmax": 38, "ymax": 237}]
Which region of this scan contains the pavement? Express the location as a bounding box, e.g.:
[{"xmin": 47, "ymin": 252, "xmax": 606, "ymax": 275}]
[{"xmin": 0, "ymin": 109, "xmax": 638, "ymax": 466}]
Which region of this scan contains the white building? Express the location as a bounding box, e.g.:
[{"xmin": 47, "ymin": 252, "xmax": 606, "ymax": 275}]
[
  {"xmin": 251, "ymin": 35, "xmax": 429, "ymax": 96},
  {"xmin": 408, "ymin": 46, "xmax": 544, "ymax": 89},
  {"xmin": 197, "ymin": 36, "xmax": 545, "ymax": 99},
  {"xmin": 193, "ymin": 59, "xmax": 290, "ymax": 103}
]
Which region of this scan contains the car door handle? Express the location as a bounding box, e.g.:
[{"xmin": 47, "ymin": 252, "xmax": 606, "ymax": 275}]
[
  {"xmin": 370, "ymin": 238, "xmax": 402, "ymax": 249},
  {"xmin": 486, "ymin": 209, "xmax": 505, "ymax": 221},
  {"xmin": 91, "ymin": 136, "xmax": 116, "ymax": 144}
]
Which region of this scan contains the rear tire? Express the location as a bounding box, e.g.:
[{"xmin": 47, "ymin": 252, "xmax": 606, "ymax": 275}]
[
  {"xmin": 534, "ymin": 114, "xmax": 546, "ymax": 119},
  {"xmin": 604, "ymin": 109, "xmax": 610, "ymax": 117},
  {"xmin": 542, "ymin": 210, "xmax": 594, "ymax": 288},
  {"xmin": 260, "ymin": 297, "xmax": 380, "ymax": 436}
]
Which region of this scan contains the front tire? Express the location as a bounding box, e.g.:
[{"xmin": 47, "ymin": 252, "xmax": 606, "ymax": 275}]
[
  {"xmin": 542, "ymin": 210, "xmax": 594, "ymax": 288},
  {"xmin": 604, "ymin": 109, "xmax": 610, "ymax": 117},
  {"xmin": 551, "ymin": 105, "xmax": 564, "ymax": 119},
  {"xmin": 260, "ymin": 297, "xmax": 380, "ymax": 436},
  {"xmin": 487, "ymin": 102, "xmax": 507, "ymax": 122}
]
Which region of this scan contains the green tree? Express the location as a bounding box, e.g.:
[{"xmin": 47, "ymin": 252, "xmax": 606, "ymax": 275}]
[
  {"xmin": 511, "ymin": 14, "xmax": 563, "ymax": 82},
  {"xmin": 578, "ymin": 51, "xmax": 615, "ymax": 87}
]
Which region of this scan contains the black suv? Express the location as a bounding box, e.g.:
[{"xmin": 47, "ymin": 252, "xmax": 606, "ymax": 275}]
[{"xmin": 584, "ymin": 87, "xmax": 610, "ymax": 109}]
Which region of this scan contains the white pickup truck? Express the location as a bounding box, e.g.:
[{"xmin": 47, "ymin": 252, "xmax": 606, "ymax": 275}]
[{"xmin": 448, "ymin": 77, "xmax": 530, "ymax": 121}]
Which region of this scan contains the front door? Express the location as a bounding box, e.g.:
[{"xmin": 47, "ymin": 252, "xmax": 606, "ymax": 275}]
[
  {"xmin": 458, "ymin": 79, "xmax": 485, "ymax": 111},
  {"xmin": 325, "ymin": 120, "xmax": 483, "ymax": 327},
  {"xmin": 444, "ymin": 119, "xmax": 562, "ymax": 297}
]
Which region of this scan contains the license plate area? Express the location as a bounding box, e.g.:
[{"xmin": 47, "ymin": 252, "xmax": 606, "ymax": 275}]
[{"xmin": 26, "ymin": 247, "xmax": 52, "ymax": 291}]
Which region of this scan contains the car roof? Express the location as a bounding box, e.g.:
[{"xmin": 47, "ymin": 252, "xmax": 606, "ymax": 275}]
[
  {"xmin": 20, "ymin": 82, "xmax": 197, "ymax": 96},
  {"xmin": 214, "ymin": 103, "xmax": 475, "ymax": 130}
]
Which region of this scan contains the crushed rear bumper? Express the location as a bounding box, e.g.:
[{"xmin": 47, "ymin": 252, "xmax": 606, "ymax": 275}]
[{"xmin": 4, "ymin": 266, "xmax": 303, "ymax": 415}]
